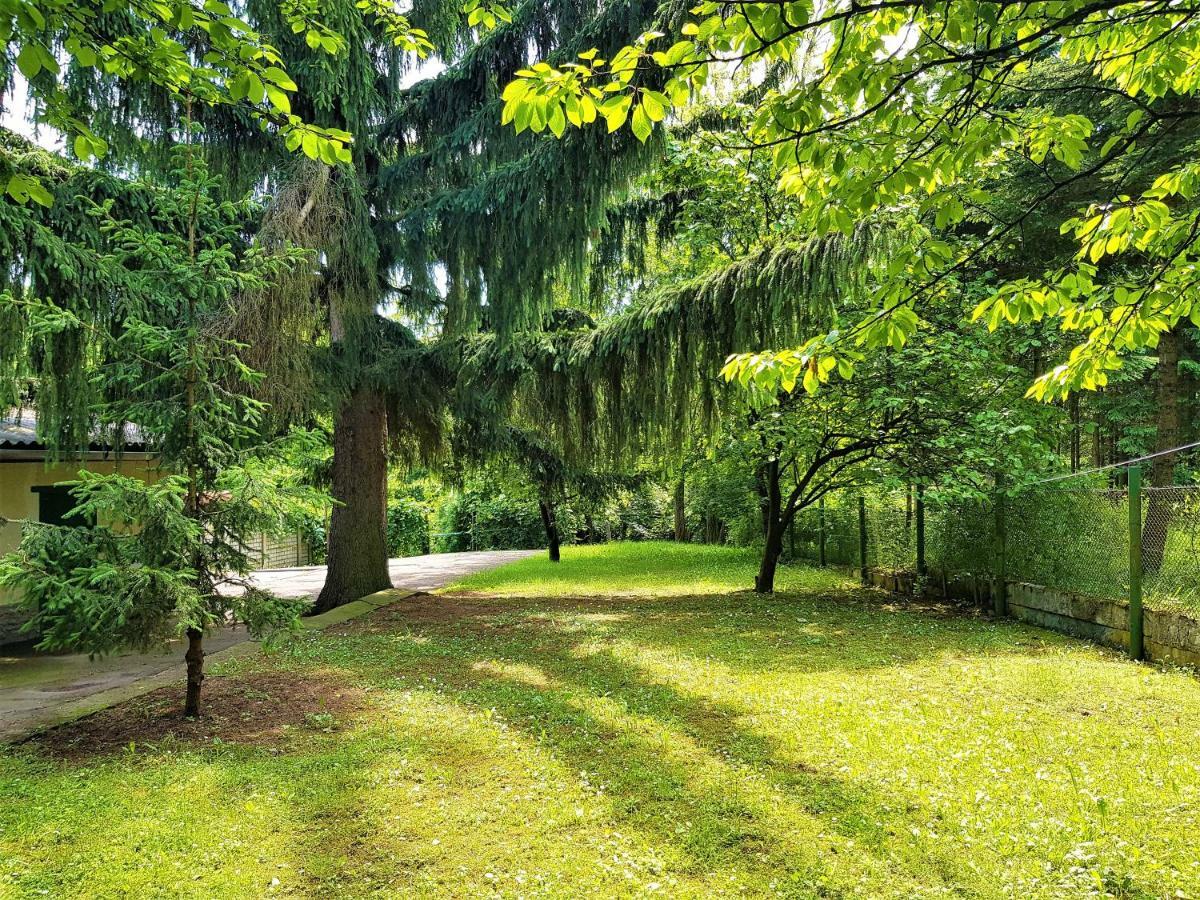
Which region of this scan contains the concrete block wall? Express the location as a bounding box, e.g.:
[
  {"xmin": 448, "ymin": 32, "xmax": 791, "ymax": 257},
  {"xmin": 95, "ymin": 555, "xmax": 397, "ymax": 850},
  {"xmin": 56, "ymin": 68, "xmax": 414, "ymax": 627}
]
[
  {"xmin": 861, "ymin": 567, "xmax": 1200, "ymax": 668},
  {"xmin": 1145, "ymin": 607, "xmax": 1200, "ymax": 667}
]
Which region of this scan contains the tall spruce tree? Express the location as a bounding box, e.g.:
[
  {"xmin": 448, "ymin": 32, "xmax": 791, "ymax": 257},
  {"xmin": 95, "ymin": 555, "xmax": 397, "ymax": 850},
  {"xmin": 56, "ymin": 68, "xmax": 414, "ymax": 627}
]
[
  {"xmin": 9, "ymin": 0, "xmax": 696, "ymax": 610},
  {"xmin": 381, "ymin": 0, "xmax": 673, "ymax": 335},
  {"xmin": 299, "ymin": 0, "xmax": 675, "ymax": 606},
  {"xmin": 8, "ymin": 1, "xmax": 461, "ymax": 610}
]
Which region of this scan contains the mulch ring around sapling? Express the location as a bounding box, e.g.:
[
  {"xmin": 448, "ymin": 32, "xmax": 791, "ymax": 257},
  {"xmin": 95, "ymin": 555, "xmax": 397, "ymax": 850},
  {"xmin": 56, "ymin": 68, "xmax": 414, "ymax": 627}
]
[{"xmin": 20, "ymin": 668, "xmax": 366, "ymax": 760}]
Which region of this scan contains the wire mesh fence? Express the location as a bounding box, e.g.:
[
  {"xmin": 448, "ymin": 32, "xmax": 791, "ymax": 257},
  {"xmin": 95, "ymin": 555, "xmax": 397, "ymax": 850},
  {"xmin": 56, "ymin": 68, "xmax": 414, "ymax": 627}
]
[
  {"xmin": 1003, "ymin": 486, "xmax": 1130, "ymax": 602},
  {"xmin": 824, "ymin": 503, "xmax": 861, "ymax": 567},
  {"xmin": 789, "ymin": 463, "xmax": 1200, "ymax": 659},
  {"xmin": 790, "ymin": 500, "xmax": 859, "ymax": 567},
  {"xmin": 924, "ymin": 496, "xmax": 993, "ymax": 579},
  {"xmin": 1143, "ymin": 485, "xmax": 1200, "ymax": 612},
  {"xmin": 865, "ymin": 493, "xmax": 916, "ymax": 571}
]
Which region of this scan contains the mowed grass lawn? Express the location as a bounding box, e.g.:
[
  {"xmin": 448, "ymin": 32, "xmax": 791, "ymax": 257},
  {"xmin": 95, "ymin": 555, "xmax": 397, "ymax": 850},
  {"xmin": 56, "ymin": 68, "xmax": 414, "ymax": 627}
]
[{"xmin": 2, "ymin": 543, "xmax": 1198, "ymax": 898}]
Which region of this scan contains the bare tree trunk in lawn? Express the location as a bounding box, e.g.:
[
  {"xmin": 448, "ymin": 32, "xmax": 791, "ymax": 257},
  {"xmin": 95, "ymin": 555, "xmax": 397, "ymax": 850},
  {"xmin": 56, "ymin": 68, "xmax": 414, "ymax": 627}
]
[
  {"xmin": 184, "ymin": 628, "xmax": 204, "ymax": 718},
  {"xmin": 538, "ymin": 499, "xmax": 561, "ymax": 562},
  {"xmin": 755, "ymin": 459, "xmax": 784, "ymax": 594},
  {"xmin": 673, "ymin": 477, "xmax": 688, "ymax": 541}
]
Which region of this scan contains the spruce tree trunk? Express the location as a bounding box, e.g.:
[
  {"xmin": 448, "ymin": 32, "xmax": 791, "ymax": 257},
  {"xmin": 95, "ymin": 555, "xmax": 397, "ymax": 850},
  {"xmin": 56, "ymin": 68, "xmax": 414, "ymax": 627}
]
[
  {"xmin": 673, "ymin": 478, "xmax": 688, "ymax": 542},
  {"xmin": 539, "ymin": 499, "xmax": 561, "ymax": 562},
  {"xmin": 754, "ymin": 459, "xmax": 783, "ymax": 594},
  {"xmin": 184, "ymin": 628, "xmax": 204, "ymax": 718},
  {"xmin": 315, "ymin": 387, "xmax": 392, "ymax": 612},
  {"xmin": 1144, "ymin": 326, "xmax": 1184, "ymax": 572}
]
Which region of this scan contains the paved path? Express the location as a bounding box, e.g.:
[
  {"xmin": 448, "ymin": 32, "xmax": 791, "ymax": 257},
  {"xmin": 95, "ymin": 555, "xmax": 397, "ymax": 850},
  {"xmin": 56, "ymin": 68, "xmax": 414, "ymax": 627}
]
[
  {"xmin": 0, "ymin": 550, "xmax": 533, "ymax": 741},
  {"xmin": 249, "ymin": 550, "xmax": 535, "ymax": 598}
]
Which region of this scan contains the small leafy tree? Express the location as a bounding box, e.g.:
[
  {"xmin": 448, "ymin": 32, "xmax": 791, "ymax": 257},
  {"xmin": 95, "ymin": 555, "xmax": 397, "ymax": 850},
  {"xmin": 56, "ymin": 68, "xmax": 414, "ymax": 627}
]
[{"xmin": 0, "ymin": 144, "xmax": 322, "ymax": 717}]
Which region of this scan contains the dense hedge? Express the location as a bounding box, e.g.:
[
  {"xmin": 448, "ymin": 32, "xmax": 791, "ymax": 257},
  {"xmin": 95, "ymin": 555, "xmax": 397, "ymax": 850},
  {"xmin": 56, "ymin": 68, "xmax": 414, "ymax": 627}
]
[
  {"xmin": 433, "ymin": 489, "xmax": 550, "ymax": 552},
  {"xmin": 387, "ymin": 498, "xmax": 431, "ymax": 557},
  {"xmin": 427, "ymin": 481, "xmax": 675, "ymax": 553}
]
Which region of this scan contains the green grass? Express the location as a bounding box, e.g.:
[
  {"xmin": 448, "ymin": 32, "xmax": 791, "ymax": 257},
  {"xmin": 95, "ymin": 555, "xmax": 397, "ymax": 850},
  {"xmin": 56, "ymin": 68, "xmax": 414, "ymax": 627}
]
[
  {"xmin": 3, "ymin": 541, "xmax": 1200, "ymax": 898},
  {"xmin": 448, "ymin": 541, "xmax": 854, "ymax": 597}
]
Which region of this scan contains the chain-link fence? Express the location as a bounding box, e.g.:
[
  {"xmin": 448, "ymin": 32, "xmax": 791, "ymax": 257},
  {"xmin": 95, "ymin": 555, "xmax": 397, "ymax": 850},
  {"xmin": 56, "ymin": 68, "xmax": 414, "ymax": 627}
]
[
  {"xmin": 1143, "ymin": 485, "xmax": 1200, "ymax": 612},
  {"xmin": 865, "ymin": 493, "xmax": 916, "ymax": 572},
  {"xmin": 789, "ymin": 462, "xmax": 1200, "ymax": 658},
  {"xmin": 1003, "ymin": 486, "xmax": 1130, "ymax": 601},
  {"xmin": 791, "ymin": 499, "xmax": 860, "ymax": 568}
]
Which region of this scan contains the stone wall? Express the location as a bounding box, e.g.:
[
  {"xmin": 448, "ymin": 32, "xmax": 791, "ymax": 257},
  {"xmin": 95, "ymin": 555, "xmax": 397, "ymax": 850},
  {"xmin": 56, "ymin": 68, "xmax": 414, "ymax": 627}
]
[
  {"xmin": 859, "ymin": 566, "xmax": 1200, "ymax": 667},
  {"xmin": 1145, "ymin": 607, "xmax": 1200, "ymax": 667}
]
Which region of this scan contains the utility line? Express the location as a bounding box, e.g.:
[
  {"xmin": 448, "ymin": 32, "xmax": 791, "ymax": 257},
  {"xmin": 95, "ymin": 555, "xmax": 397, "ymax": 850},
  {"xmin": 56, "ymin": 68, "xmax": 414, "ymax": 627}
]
[{"xmin": 1025, "ymin": 440, "xmax": 1200, "ymax": 487}]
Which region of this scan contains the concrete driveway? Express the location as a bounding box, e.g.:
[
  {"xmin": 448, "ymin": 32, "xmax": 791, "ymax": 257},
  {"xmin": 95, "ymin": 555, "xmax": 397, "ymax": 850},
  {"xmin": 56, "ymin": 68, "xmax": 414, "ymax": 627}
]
[
  {"xmin": 1, "ymin": 550, "xmax": 534, "ymax": 741},
  {"xmin": 249, "ymin": 550, "xmax": 536, "ymax": 597}
]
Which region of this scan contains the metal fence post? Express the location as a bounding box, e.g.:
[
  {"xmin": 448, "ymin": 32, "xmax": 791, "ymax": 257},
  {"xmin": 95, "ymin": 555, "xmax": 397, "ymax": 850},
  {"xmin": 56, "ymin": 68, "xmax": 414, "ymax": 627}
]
[
  {"xmin": 858, "ymin": 496, "xmax": 868, "ymax": 585},
  {"xmin": 818, "ymin": 498, "xmax": 827, "ymax": 567},
  {"xmin": 1128, "ymin": 464, "xmax": 1144, "ymax": 660},
  {"xmin": 915, "ymin": 483, "xmax": 926, "ymax": 578},
  {"xmin": 993, "ymin": 476, "xmax": 1007, "ymax": 616}
]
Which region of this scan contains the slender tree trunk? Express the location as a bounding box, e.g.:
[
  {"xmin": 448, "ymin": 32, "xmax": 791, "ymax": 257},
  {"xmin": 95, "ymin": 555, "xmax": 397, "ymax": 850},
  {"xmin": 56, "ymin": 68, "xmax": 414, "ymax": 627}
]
[
  {"xmin": 755, "ymin": 465, "xmax": 771, "ymax": 538},
  {"xmin": 184, "ymin": 628, "xmax": 204, "ymax": 718},
  {"xmin": 315, "ymin": 387, "xmax": 392, "ymax": 612},
  {"xmin": 538, "ymin": 499, "xmax": 561, "ymax": 562},
  {"xmin": 1144, "ymin": 325, "xmax": 1184, "ymax": 572},
  {"xmin": 1069, "ymin": 394, "xmax": 1081, "ymax": 472},
  {"xmin": 1184, "ymin": 346, "xmax": 1197, "ymax": 439},
  {"xmin": 673, "ymin": 477, "xmax": 688, "ymax": 542},
  {"xmin": 181, "ymin": 126, "xmax": 207, "ymax": 719},
  {"xmin": 756, "ymin": 525, "xmax": 783, "ymax": 594},
  {"xmin": 755, "ymin": 459, "xmax": 783, "ymax": 593}
]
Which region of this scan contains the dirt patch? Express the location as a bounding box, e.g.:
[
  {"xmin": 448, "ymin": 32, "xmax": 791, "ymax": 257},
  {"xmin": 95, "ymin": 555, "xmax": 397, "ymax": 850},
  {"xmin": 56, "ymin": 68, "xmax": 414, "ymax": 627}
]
[
  {"xmin": 335, "ymin": 592, "xmax": 511, "ymax": 634},
  {"xmin": 23, "ymin": 669, "xmax": 366, "ymax": 760},
  {"xmin": 877, "ymin": 598, "xmax": 981, "ymax": 619}
]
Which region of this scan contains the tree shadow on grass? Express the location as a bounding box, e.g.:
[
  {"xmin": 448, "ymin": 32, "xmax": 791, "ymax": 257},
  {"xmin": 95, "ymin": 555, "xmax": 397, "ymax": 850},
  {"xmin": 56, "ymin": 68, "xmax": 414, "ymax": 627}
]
[
  {"xmin": 399, "ymin": 587, "xmax": 1065, "ymax": 678},
  {"xmin": 273, "ymin": 597, "xmax": 998, "ymax": 896},
  {"xmin": 2, "ymin": 589, "xmax": 1134, "ymax": 898}
]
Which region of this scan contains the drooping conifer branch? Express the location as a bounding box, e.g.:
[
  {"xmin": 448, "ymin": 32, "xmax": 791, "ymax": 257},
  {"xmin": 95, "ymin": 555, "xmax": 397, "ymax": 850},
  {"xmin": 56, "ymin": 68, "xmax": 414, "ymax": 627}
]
[
  {"xmin": 382, "ymin": 0, "xmax": 691, "ymax": 334},
  {"xmin": 458, "ymin": 228, "xmax": 885, "ymax": 465}
]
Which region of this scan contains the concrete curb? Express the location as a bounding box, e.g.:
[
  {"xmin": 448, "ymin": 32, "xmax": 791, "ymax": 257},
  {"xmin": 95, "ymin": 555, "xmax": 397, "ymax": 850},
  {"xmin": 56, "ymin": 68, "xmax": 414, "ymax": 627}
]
[
  {"xmin": 2, "ymin": 588, "xmax": 415, "ymax": 745},
  {"xmin": 300, "ymin": 587, "xmax": 413, "ymax": 630}
]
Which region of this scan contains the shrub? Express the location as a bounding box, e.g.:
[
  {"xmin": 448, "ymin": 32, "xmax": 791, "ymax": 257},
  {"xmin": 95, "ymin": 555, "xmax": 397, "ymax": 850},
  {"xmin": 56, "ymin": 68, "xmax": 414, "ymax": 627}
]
[{"xmin": 386, "ymin": 498, "xmax": 431, "ymax": 557}]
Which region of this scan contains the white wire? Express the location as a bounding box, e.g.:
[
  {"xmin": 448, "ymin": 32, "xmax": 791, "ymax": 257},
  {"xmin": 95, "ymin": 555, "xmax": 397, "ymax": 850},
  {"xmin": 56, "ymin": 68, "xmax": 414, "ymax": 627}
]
[{"xmin": 1025, "ymin": 440, "xmax": 1200, "ymax": 487}]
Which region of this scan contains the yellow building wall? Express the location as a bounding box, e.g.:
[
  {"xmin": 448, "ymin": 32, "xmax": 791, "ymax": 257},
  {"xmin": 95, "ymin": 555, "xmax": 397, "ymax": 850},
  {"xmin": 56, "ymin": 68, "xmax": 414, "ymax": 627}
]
[{"xmin": 0, "ymin": 458, "xmax": 159, "ymax": 604}]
